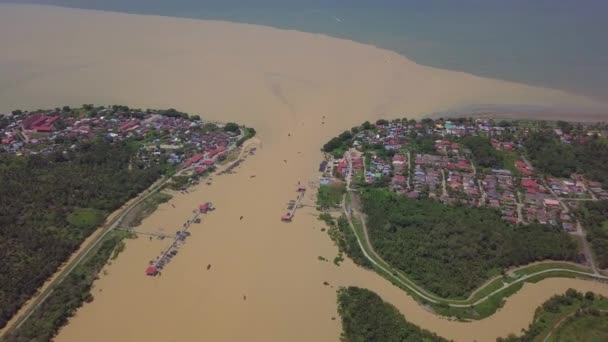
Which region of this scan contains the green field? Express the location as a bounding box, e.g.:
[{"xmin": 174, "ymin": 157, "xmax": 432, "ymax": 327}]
[
  {"xmin": 67, "ymin": 208, "xmax": 107, "ymax": 230},
  {"xmin": 316, "ymin": 183, "xmax": 346, "ymax": 210},
  {"xmin": 123, "ymin": 192, "xmax": 173, "ymax": 228},
  {"xmin": 550, "ymin": 314, "xmax": 608, "ymax": 342}
]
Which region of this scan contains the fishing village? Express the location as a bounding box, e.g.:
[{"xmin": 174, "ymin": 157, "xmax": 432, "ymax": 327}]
[
  {"xmin": 144, "ymin": 202, "xmax": 213, "ymax": 276},
  {"xmin": 136, "ymin": 141, "xmax": 259, "ymax": 277}
]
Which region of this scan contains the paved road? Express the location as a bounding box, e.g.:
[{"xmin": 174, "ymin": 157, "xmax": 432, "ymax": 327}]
[
  {"xmin": 522, "ymin": 153, "xmax": 599, "ymax": 274},
  {"xmin": 1, "ymin": 175, "xmax": 171, "ymax": 338},
  {"xmin": 2, "ymin": 139, "xmax": 259, "ymax": 339},
  {"xmin": 341, "ymin": 192, "xmax": 608, "ymax": 308}
]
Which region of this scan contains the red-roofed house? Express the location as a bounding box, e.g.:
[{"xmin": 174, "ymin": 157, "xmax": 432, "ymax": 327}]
[
  {"xmin": 521, "ymin": 179, "xmax": 538, "ymax": 189},
  {"xmin": 183, "ymin": 153, "xmax": 205, "ymax": 168},
  {"xmin": 392, "ymin": 174, "xmax": 406, "ymax": 185},
  {"xmin": 189, "ymin": 153, "xmax": 205, "ymax": 163},
  {"xmin": 392, "ymin": 155, "xmax": 406, "ymax": 165},
  {"xmin": 145, "ymin": 266, "xmax": 158, "ymax": 276},
  {"xmin": 281, "ymin": 213, "xmax": 293, "ymax": 222},
  {"xmin": 120, "ymin": 121, "xmax": 139, "ymax": 132},
  {"xmin": 207, "ymin": 146, "xmax": 226, "ymax": 159},
  {"xmin": 199, "ymin": 203, "xmax": 210, "ymax": 213},
  {"xmin": 35, "ymin": 125, "xmax": 53, "ymax": 133}
]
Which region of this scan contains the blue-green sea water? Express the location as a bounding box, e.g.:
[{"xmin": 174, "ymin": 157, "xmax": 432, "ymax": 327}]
[{"xmin": 7, "ymin": 0, "xmax": 608, "ymax": 101}]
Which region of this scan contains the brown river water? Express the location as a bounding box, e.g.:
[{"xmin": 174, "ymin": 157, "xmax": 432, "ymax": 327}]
[{"xmin": 0, "ymin": 4, "xmax": 607, "ymax": 341}]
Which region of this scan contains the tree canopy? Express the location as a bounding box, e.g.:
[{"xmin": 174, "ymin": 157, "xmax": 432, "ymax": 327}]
[
  {"xmin": 223, "ymin": 122, "xmax": 240, "ymax": 133},
  {"xmin": 0, "ymin": 140, "xmax": 162, "ymax": 328},
  {"xmin": 360, "ymin": 189, "xmax": 577, "ymax": 298},
  {"xmin": 462, "ymin": 136, "xmax": 504, "ymax": 168},
  {"xmin": 577, "ymin": 200, "xmax": 608, "ymax": 268},
  {"xmin": 524, "ymin": 131, "xmax": 608, "ymax": 187},
  {"xmin": 337, "ymin": 287, "xmax": 447, "ymax": 342}
]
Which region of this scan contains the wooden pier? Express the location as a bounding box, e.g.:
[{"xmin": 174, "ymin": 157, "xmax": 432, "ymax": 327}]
[
  {"xmin": 281, "ymin": 186, "xmax": 306, "ymax": 222},
  {"xmin": 146, "ymin": 210, "xmax": 201, "ymax": 276}
]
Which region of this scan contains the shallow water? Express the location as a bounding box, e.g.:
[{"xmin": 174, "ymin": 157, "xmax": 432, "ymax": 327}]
[
  {"xmin": 7, "ymin": 0, "xmax": 608, "ymax": 101},
  {"xmin": 0, "ymin": 4, "xmax": 607, "ymax": 342}
]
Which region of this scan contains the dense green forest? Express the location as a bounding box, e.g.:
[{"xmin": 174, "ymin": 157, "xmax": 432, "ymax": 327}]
[
  {"xmin": 323, "ymin": 130, "xmax": 354, "ymax": 158},
  {"xmin": 0, "ymin": 140, "xmax": 162, "ymax": 328},
  {"xmin": 576, "ymin": 200, "xmax": 608, "ymax": 269},
  {"xmin": 524, "ymin": 131, "xmax": 608, "ymax": 187},
  {"xmin": 360, "ymin": 190, "xmax": 577, "ymax": 298},
  {"xmin": 337, "ymin": 287, "xmax": 447, "ymax": 342},
  {"xmin": 498, "ymin": 289, "xmax": 608, "ymax": 342},
  {"xmin": 5, "ymin": 231, "xmax": 130, "ymax": 342},
  {"xmin": 462, "ymin": 136, "xmax": 504, "ymax": 168}
]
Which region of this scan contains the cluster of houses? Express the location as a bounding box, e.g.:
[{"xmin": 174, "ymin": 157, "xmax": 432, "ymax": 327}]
[
  {"xmin": 519, "ymin": 178, "xmax": 565, "ymax": 227},
  {"xmin": 364, "ymin": 155, "xmax": 391, "ymax": 183},
  {"xmin": 547, "ymin": 178, "xmax": 592, "ymax": 198},
  {"xmin": 483, "ymin": 171, "xmax": 518, "ymax": 222},
  {"xmin": 0, "ymin": 107, "xmax": 241, "ymax": 172},
  {"xmin": 326, "ymin": 117, "xmax": 607, "ymax": 232},
  {"xmin": 335, "ymin": 152, "xmax": 363, "ymax": 178},
  {"xmin": 587, "ymin": 181, "xmax": 608, "ymax": 200}
]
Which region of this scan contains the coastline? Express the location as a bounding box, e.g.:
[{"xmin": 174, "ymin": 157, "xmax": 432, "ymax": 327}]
[
  {"xmin": 5, "ymin": 3, "xmax": 608, "ymax": 103},
  {"xmin": 0, "ymin": 4, "xmax": 607, "ymax": 341}
]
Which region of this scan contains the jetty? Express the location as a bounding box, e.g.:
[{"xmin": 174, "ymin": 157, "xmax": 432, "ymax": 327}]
[
  {"xmin": 146, "ymin": 203, "xmax": 213, "ymax": 276},
  {"xmin": 281, "ymin": 185, "xmax": 306, "ymax": 222}
]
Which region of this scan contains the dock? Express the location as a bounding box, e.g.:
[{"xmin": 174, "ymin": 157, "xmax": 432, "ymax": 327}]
[
  {"xmin": 281, "ymin": 185, "xmax": 306, "ymax": 222},
  {"xmin": 145, "ymin": 210, "xmax": 202, "ymax": 276}
]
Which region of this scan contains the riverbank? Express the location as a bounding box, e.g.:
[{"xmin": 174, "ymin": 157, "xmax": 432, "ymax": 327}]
[
  {"xmin": 1, "ymin": 4, "xmax": 607, "ymax": 341},
  {"xmin": 340, "ymin": 190, "xmax": 606, "ymax": 320}
]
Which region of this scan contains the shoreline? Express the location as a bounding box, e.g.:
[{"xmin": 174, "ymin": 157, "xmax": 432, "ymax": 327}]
[
  {"xmin": 1, "ymin": 3, "xmax": 607, "ymax": 118},
  {"xmin": 0, "ymin": 4, "xmax": 607, "ymax": 341},
  {"xmin": 5, "ymin": 3, "xmax": 608, "ymax": 105}
]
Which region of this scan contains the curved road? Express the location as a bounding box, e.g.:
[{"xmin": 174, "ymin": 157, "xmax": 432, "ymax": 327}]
[{"xmin": 341, "ymin": 192, "xmax": 608, "ymax": 308}]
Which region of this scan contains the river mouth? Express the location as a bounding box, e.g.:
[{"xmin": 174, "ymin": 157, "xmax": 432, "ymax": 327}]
[{"xmin": 1, "ymin": 4, "xmax": 607, "ymax": 342}]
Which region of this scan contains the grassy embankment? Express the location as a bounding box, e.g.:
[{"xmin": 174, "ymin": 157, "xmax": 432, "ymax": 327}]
[
  {"xmin": 6, "ymin": 190, "xmax": 172, "ymax": 341},
  {"xmin": 319, "ymin": 213, "xmax": 370, "ymax": 267},
  {"xmin": 122, "ymin": 192, "xmax": 173, "ymax": 228},
  {"xmin": 337, "ymin": 287, "xmax": 608, "ymax": 342},
  {"xmin": 331, "ymin": 190, "xmax": 597, "ymax": 320},
  {"xmin": 498, "ymin": 289, "xmax": 608, "ymax": 342},
  {"xmin": 5, "ymin": 230, "xmax": 133, "ymax": 342}
]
